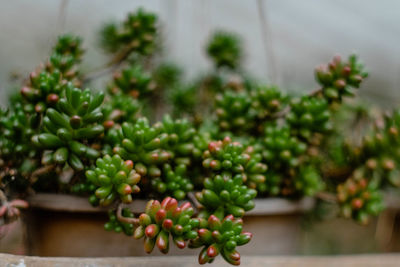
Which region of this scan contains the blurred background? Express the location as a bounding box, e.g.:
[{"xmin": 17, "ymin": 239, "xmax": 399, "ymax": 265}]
[
  {"xmin": 1, "ymin": 0, "xmax": 400, "ymax": 107},
  {"xmin": 1, "ymin": 0, "xmax": 400, "ymax": 258}
]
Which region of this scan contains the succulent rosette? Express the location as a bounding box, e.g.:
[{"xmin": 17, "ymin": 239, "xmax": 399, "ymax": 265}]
[
  {"xmin": 337, "ymin": 170, "xmax": 384, "ymax": 225},
  {"xmin": 33, "ymin": 85, "xmax": 104, "ymax": 170},
  {"xmin": 159, "ymin": 115, "xmax": 197, "ymax": 166},
  {"xmin": 151, "ymin": 164, "xmax": 194, "ymax": 200},
  {"xmin": 109, "ymin": 65, "xmax": 154, "ymax": 99},
  {"xmin": 286, "ymin": 96, "xmax": 332, "ymax": 140},
  {"xmin": 85, "ymin": 154, "xmax": 141, "ymax": 206},
  {"xmin": 215, "ymin": 91, "xmax": 255, "ymax": 135},
  {"xmin": 113, "ymin": 118, "xmax": 171, "ymax": 178},
  {"xmin": 207, "ymin": 31, "xmax": 242, "ymax": 70},
  {"xmin": 250, "ymin": 85, "xmax": 287, "ymax": 122},
  {"xmin": 100, "ymin": 8, "xmax": 158, "ymax": 56},
  {"xmin": 262, "ymin": 123, "xmax": 307, "ymax": 169},
  {"xmin": 315, "ymin": 54, "xmax": 368, "ymax": 102},
  {"xmin": 134, "ymin": 197, "xmax": 199, "ymax": 253},
  {"xmin": 189, "ymin": 215, "xmax": 252, "ymax": 265}
]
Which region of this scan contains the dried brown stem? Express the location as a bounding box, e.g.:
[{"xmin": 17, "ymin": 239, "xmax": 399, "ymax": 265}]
[
  {"xmin": 116, "ymin": 202, "xmax": 139, "ymax": 225},
  {"xmin": 316, "ymin": 191, "xmax": 337, "ymax": 204},
  {"xmin": 0, "ymin": 190, "xmax": 7, "ymax": 203},
  {"xmin": 30, "ymin": 164, "xmax": 55, "ymax": 182},
  {"xmin": 309, "ymin": 88, "xmax": 323, "ymax": 97},
  {"xmin": 82, "ymin": 43, "xmax": 137, "ymax": 84},
  {"xmin": 187, "ymin": 192, "xmax": 201, "ymax": 209}
]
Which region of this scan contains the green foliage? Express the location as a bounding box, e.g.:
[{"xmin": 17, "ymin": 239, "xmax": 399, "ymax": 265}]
[
  {"xmin": 104, "ymin": 208, "xmax": 135, "ymax": 235},
  {"xmin": 86, "ymin": 154, "xmax": 141, "ymax": 206},
  {"xmin": 207, "ymin": 31, "xmax": 242, "ymax": 70},
  {"xmin": 151, "ymin": 164, "xmax": 193, "ymax": 200},
  {"xmin": 189, "ymin": 215, "xmax": 252, "ymax": 265},
  {"xmin": 113, "ymin": 118, "xmax": 168, "ymax": 178},
  {"xmin": 158, "ymin": 115, "xmax": 197, "ymax": 165},
  {"xmin": 20, "ymin": 34, "xmax": 83, "ymax": 118},
  {"xmin": 109, "ymin": 65, "xmax": 154, "ymax": 99},
  {"xmin": 21, "ymin": 70, "xmax": 64, "ymax": 114},
  {"xmin": 215, "ymin": 91, "xmax": 254, "ymax": 135},
  {"xmin": 287, "ymin": 96, "xmax": 332, "ymax": 140},
  {"xmin": 251, "ymin": 85, "xmax": 287, "ymax": 122},
  {"xmin": 49, "ymin": 34, "xmax": 83, "ymax": 75},
  {"xmin": 5, "ymin": 6, "xmax": 399, "ymax": 266},
  {"xmin": 295, "ymin": 166, "xmax": 324, "ymax": 196},
  {"xmin": 262, "ymin": 124, "xmax": 306, "ymax": 168},
  {"xmin": 33, "ymin": 86, "xmax": 104, "ymax": 170},
  {"xmin": 196, "ymin": 173, "xmax": 257, "ymax": 218},
  {"xmin": 337, "ymin": 172, "xmax": 384, "ymax": 225},
  {"xmin": 100, "ymin": 8, "xmax": 157, "ymax": 56},
  {"xmin": 0, "ymin": 103, "xmax": 36, "ymax": 161},
  {"xmin": 134, "ymin": 197, "xmax": 199, "ymax": 253},
  {"xmin": 258, "ymin": 123, "xmax": 325, "ymax": 197},
  {"xmin": 315, "ymin": 55, "xmax": 368, "ymax": 102},
  {"xmin": 152, "ymin": 63, "xmax": 183, "ymax": 90},
  {"xmin": 102, "ymin": 93, "xmax": 141, "ymax": 124},
  {"xmin": 169, "ymin": 84, "xmax": 197, "ymax": 117},
  {"xmin": 196, "ymin": 137, "xmax": 265, "ymax": 217},
  {"xmin": 53, "ymin": 34, "xmax": 84, "ymax": 60}
]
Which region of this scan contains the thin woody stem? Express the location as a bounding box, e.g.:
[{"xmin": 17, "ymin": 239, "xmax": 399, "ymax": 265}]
[
  {"xmin": 31, "ymin": 164, "xmax": 55, "ymax": 181},
  {"xmin": 82, "ymin": 43, "xmax": 137, "ymax": 84},
  {"xmin": 187, "ymin": 192, "xmax": 201, "ymax": 209},
  {"xmin": 0, "ymin": 190, "xmax": 7, "ymax": 203},
  {"xmin": 316, "ymin": 191, "xmax": 337, "ymax": 204},
  {"xmin": 116, "ymin": 202, "xmax": 139, "ymax": 225}
]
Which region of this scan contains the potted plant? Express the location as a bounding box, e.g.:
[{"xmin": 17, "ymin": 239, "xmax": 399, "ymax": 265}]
[{"xmin": 1, "ymin": 7, "xmax": 399, "ymax": 265}]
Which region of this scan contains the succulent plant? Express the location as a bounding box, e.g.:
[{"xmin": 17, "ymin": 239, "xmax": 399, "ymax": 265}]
[
  {"xmin": 151, "ymin": 163, "xmax": 193, "ymax": 200},
  {"xmin": 134, "ymin": 197, "xmax": 199, "ymax": 253},
  {"xmin": 315, "ymin": 55, "xmax": 368, "ymax": 102},
  {"xmin": 215, "ymin": 91, "xmax": 255, "ymax": 135},
  {"xmin": 113, "ymin": 118, "xmax": 170, "ymax": 178},
  {"xmin": 86, "ymin": 154, "xmax": 141, "ymax": 205},
  {"xmin": 250, "ymin": 85, "xmax": 287, "ymax": 123},
  {"xmin": 259, "ymin": 171, "xmax": 281, "ymax": 195},
  {"xmin": 102, "ymin": 93, "xmax": 141, "ymax": 125},
  {"xmin": 33, "ymin": 85, "xmax": 104, "ymax": 170},
  {"xmin": 0, "ymin": 103, "xmax": 36, "ymax": 161},
  {"xmin": 197, "ymin": 137, "xmax": 264, "ymax": 217},
  {"xmin": 109, "ymin": 65, "xmax": 154, "ymax": 99},
  {"xmin": 4, "ymin": 6, "xmax": 397, "ymax": 265},
  {"xmin": 337, "ymin": 171, "xmax": 384, "ymax": 225},
  {"xmin": 207, "ymin": 31, "xmax": 242, "ymax": 70},
  {"xmin": 295, "ymin": 166, "xmax": 324, "ymax": 196},
  {"xmin": 20, "ymin": 70, "xmax": 65, "ymax": 114},
  {"xmin": 286, "ymin": 96, "xmax": 332, "ymax": 140},
  {"xmin": 356, "ymin": 109, "xmax": 400, "ymax": 188},
  {"xmin": 158, "ymin": 115, "xmax": 197, "ymax": 166},
  {"xmin": 100, "ymin": 8, "xmax": 157, "ymax": 56},
  {"xmin": 196, "ymin": 173, "xmax": 257, "ymax": 218},
  {"xmin": 104, "ymin": 208, "xmax": 135, "ymax": 235},
  {"xmin": 53, "ymin": 34, "xmax": 84, "ymax": 61},
  {"xmin": 202, "ymin": 137, "xmax": 252, "ymax": 177},
  {"xmin": 261, "ymin": 123, "xmax": 307, "ymax": 169},
  {"xmin": 152, "ymin": 63, "xmax": 183, "ymax": 91},
  {"xmin": 169, "ymin": 84, "xmax": 197, "ymax": 117},
  {"xmin": 189, "ymin": 215, "xmax": 252, "ymax": 265}
]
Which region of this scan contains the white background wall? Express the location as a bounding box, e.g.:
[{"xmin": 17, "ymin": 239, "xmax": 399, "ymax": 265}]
[{"xmin": 1, "ymin": 0, "xmax": 399, "ymax": 107}]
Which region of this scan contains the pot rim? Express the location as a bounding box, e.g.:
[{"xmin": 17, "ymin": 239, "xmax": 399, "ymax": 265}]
[{"xmin": 26, "ymin": 193, "xmax": 316, "ymax": 216}]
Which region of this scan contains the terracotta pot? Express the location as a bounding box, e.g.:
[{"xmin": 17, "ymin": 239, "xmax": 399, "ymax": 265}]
[
  {"xmin": 23, "ymin": 193, "xmax": 400, "ymax": 257},
  {"xmin": 24, "ymin": 194, "xmax": 315, "ymax": 257}
]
